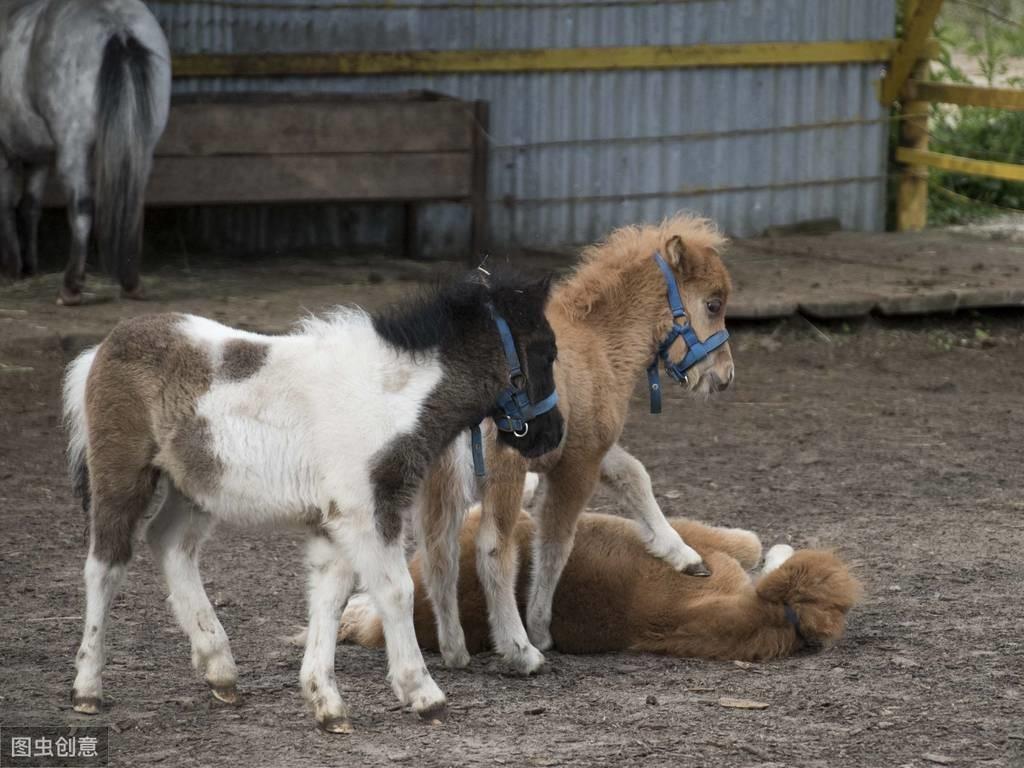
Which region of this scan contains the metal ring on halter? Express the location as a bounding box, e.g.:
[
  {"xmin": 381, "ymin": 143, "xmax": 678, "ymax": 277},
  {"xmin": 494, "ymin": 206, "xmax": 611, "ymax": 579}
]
[{"xmin": 513, "ymin": 423, "xmax": 529, "ymax": 438}]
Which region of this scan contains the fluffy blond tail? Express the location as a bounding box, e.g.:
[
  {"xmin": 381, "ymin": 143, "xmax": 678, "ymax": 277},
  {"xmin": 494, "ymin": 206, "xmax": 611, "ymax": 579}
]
[
  {"xmin": 63, "ymin": 347, "xmax": 98, "ymax": 510},
  {"xmin": 755, "ymin": 550, "xmax": 862, "ymax": 647}
]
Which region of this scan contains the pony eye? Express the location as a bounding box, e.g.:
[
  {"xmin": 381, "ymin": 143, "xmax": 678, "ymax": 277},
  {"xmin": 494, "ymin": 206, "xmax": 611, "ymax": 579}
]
[{"xmin": 706, "ymin": 298, "xmax": 723, "ymax": 315}]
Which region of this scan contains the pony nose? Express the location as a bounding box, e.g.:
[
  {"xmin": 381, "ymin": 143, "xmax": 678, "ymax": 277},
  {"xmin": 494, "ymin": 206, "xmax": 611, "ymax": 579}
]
[{"xmin": 725, "ymin": 364, "xmax": 735, "ymax": 387}]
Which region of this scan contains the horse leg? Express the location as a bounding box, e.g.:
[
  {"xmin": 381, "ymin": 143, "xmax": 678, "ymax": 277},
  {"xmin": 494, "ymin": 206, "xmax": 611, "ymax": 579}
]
[
  {"xmin": 300, "ymin": 534, "xmax": 356, "ymax": 733},
  {"xmin": 476, "ymin": 455, "xmax": 543, "ymax": 673},
  {"xmin": 598, "ymin": 442, "xmax": 709, "ymax": 575},
  {"xmin": 144, "ymin": 483, "xmax": 238, "ymax": 704},
  {"xmin": 0, "ymin": 158, "xmax": 22, "ymax": 280},
  {"xmin": 72, "ymin": 466, "xmax": 157, "ymax": 713},
  {"xmin": 334, "ymin": 520, "xmax": 447, "ymax": 721},
  {"xmin": 525, "ymin": 461, "xmax": 599, "ymax": 651},
  {"xmin": 416, "ymin": 448, "xmax": 473, "ymax": 668},
  {"xmin": 669, "ymin": 520, "xmax": 763, "ymax": 570},
  {"xmin": 16, "ymin": 164, "xmax": 48, "ymax": 277},
  {"xmin": 55, "ymin": 149, "xmax": 92, "ymax": 306}
]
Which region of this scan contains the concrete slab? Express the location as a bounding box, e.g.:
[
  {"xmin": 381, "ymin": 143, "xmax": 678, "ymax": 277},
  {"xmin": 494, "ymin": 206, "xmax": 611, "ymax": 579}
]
[{"xmin": 724, "ymin": 230, "xmax": 1024, "ymax": 320}]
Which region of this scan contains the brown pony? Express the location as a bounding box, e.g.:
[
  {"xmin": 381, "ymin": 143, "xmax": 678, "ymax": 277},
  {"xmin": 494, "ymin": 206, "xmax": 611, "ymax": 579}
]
[
  {"xmin": 341, "ymin": 505, "xmax": 862, "ymax": 661},
  {"xmin": 417, "ymin": 214, "xmax": 736, "ymax": 673}
]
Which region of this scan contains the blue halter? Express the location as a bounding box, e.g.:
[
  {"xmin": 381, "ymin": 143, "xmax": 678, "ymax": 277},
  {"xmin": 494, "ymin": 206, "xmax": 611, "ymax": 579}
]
[
  {"xmin": 646, "ymin": 251, "xmax": 730, "ymax": 414},
  {"xmin": 470, "ymin": 310, "xmax": 560, "ymax": 476}
]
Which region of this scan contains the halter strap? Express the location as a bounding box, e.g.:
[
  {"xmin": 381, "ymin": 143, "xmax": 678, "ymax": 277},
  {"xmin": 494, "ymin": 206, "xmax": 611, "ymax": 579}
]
[
  {"xmin": 470, "ymin": 306, "xmax": 560, "ymax": 476},
  {"xmin": 492, "ymin": 313, "xmax": 524, "ymax": 384},
  {"xmin": 647, "ymin": 250, "xmax": 730, "ymax": 414},
  {"xmin": 784, "ymin": 604, "xmax": 817, "ymax": 649}
]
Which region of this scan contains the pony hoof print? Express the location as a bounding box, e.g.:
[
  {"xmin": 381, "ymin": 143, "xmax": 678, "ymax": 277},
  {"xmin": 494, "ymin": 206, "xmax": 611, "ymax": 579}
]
[
  {"xmin": 683, "ymin": 561, "xmax": 712, "ymax": 577},
  {"xmin": 318, "ymin": 716, "xmax": 354, "ymax": 735},
  {"xmin": 209, "ymin": 684, "xmax": 241, "ymax": 706},
  {"xmin": 71, "ymin": 695, "xmax": 102, "ymax": 715},
  {"xmin": 418, "ymin": 703, "xmax": 448, "ymax": 725}
]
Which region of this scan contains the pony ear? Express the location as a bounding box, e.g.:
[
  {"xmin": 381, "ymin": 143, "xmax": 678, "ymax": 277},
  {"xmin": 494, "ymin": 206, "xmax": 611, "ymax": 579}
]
[{"xmin": 665, "ymin": 236, "xmax": 688, "ymax": 268}]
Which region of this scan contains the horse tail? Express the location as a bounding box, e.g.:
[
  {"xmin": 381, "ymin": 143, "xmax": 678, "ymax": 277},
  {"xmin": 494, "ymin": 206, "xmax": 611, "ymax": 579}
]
[
  {"xmin": 94, "ymin": 32, "xmax": 155, "ymax": 292},
  {"xmin": 755, "ymin": 550, "xmax": 862, "ymax": 649},
  {"xmin": 63, "ymin": 346, "xmax": 99, "ymax": 516}
]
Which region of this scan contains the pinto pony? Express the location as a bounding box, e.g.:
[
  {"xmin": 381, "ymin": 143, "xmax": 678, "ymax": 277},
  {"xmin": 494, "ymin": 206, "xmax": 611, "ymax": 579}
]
[
  {"xmin": 417, "ymin": 215, "xmax": 736, "ymax": 674},
  {"xmin": 0, "ymin": 0, "xmax": 170, "ymax": 303},
  {"xmin": 342, "ymin": 505, "xmax": 862, "ymax": 661},
  {"xmin": 63, "ymin": 275, "xmax": 563, "ymax": 733}
]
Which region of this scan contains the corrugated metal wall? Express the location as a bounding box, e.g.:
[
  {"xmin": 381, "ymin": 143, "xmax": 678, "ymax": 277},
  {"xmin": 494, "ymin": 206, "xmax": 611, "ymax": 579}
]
[{"xmin": 152, "ymin": 0, "xmax": 896, "ymax": 255}]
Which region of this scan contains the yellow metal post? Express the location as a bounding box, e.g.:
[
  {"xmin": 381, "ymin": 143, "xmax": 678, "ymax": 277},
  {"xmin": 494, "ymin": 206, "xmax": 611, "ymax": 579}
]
[{"xmin": 896, "ymin": 0, "xmax": 932, "ymax": 231}]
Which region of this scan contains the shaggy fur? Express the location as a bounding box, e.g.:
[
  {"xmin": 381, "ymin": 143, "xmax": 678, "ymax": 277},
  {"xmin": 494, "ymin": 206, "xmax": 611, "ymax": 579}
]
[
  {"xmin": 418, "ymin": 214, "xmax": 737, "ymax": 673},
  {"xmin": 62, "ymin": 274, "xmax": 562, "ymax": 733},
  {"xmin": 342, "ymin": 507, "xmax": 862, "ymax": 661}
]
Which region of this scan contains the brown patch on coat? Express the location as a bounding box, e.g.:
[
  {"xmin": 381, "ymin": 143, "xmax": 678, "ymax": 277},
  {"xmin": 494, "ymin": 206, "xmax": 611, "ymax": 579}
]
[
  {"xmin": 167, "ymin": 414, "xmax": 223, "ymax": 496},
  {"xmin": 83, "ymin": 314, "xmax": 223, "ymax": 563},
  {"xmin": 341, "ymin": 509, "xmax": 861, "ymax": 661},
  {"xmin": 220, "ymin": 339, "xmax": 268, "ymax": 381}
]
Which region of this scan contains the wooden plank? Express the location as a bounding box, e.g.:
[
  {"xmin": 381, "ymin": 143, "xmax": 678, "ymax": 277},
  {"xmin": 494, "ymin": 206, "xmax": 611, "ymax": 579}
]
[
  {"xmin": 879, "ymin": 0, "xmax": 943, "ymax": 105},
  {"xmin": 157, "ymin": 100, "xmax": 474, "ymax": 157},
  {"xmin": 907, "ymin": 80, "xmax": 1024, "ymax": 111},
  {"xmin": 896, "ymin": 147, "xmax": 1024, "ymax": 183},
  {"xmin": 142, "ymin": 153, "xmax": 473, "ymax": 206},
  {"xmin": 173, "ymin": 40, "xmax": 898, "ymax": 78}
]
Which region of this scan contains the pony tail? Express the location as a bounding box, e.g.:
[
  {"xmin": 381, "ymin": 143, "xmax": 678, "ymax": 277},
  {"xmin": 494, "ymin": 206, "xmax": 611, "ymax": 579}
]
[
  {"xmin": 63, "ymin": 346, "xmax": 99, "ymax": 515},
  {"xmin": 94, "ymin": 32, "xmax": 154, "ymax": 292},
  {"xmin": 755, "ymin": 551, "xmax": 862, "ymax": 647}
]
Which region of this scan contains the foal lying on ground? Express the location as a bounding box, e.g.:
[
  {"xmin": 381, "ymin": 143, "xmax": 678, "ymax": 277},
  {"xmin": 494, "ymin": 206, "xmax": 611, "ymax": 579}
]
[
  {"xmin": 63, "ymin": 274, "xmax": 563, "ymax": 732},
  {"xmin": 342, "ymin": 505, "xmax": 861, "ymax": 660},
  {"xmin": 418, "ymin": 214, "xmax": 738, "ymax": 673}
]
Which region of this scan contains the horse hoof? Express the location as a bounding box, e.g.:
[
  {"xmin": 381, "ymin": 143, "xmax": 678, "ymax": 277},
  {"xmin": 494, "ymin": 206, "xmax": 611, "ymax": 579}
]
[
  {"xmin": 684, "ymin": 561, "xmax": 712, "ymax": 577},
  {"xmin": 209, "ymin": 684, "xmax": 240, "ymax": 705},
  {"xmin": 441, "ymin": 648, "xmax": 471, "ymax": 669},
  {"xmin": 121, "ymin": 284, "xmax": 146, "ymax": 301},
  {"xmin": 72, "ymin": 695, "xmax": 102, "ymax": 715},
  {"xmin": 418, "ymin": 702, "xmax": 448, "ymax": 726},
  {"xmin": 318, "ymin": 716, "xmax": 354, "ymax": 734},
  {"xmin": 56, "ymin": 289, "xmax": 83, "ymax": 307}
]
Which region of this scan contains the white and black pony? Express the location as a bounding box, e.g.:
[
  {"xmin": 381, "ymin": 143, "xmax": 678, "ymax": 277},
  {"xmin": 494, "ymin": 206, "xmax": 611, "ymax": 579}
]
[
  {"xmin": 63, "ymin": 273, "xmax": 563, "ymax": 732},
  {"xmin": 0, "ymin": 0, "xmax": 170, "ymax": 304}
]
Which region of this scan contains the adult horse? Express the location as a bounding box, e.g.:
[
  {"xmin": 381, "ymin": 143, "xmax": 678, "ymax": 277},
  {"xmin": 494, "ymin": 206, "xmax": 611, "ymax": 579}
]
[{"xmin": 0, "ymin": 0, "xmax": 170, "ymax": 304}]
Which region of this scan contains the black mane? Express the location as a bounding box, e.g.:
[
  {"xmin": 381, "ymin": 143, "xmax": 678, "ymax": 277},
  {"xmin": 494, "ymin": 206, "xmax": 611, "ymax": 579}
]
[{"xmin": 371, "ymin": 276, "xmax": 486, "ymax": 353}]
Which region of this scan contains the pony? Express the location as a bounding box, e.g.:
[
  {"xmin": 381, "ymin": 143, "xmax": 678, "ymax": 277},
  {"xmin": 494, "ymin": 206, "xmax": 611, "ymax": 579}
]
[
  {"xmin": 416, "ymin": 214, "xmax": 736, "ymax": 674},
  {"xmin": 341, "ymin": 501, "xmax": 862, "ymax": 661},
  {"xmin": 62, "ymin": 274, "xmax": 564, "ymax": 733},
  {"xmin": 0, "ymin": 0, "xmax": 170, "ymax": 304}
]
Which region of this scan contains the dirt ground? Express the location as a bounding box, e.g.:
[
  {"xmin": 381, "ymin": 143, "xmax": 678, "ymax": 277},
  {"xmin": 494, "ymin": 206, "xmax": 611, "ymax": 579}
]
[{"xmin": 1, "ymin": 259, "xmax": 1023, "ymax": 768}]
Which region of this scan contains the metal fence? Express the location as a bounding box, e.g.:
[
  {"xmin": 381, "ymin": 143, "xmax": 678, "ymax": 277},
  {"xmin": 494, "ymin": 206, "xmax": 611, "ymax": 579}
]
[{"xmin": 153, "ymin": 0, "xmax": 897, "ymax": 255}]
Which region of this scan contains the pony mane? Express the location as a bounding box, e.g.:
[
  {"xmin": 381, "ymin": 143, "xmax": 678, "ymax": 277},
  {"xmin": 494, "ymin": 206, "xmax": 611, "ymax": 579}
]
[
  {"xmin": 369, "ymin": 271, "xmax": 538, "ymax": 353},
  {"xmin": 555, "ymin": 213, "xmax": 729, "ymax": 321}
]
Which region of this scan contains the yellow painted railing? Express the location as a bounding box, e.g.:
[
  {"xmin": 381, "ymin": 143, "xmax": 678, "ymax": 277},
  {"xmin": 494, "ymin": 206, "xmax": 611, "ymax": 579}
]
[
  {"xmin": 174, "ymin": 40, "xmax": 898, "ymax": 77},
  {"xmin": 889, "ymin": 0, "xmax": 1024, "ymax": 229}
]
